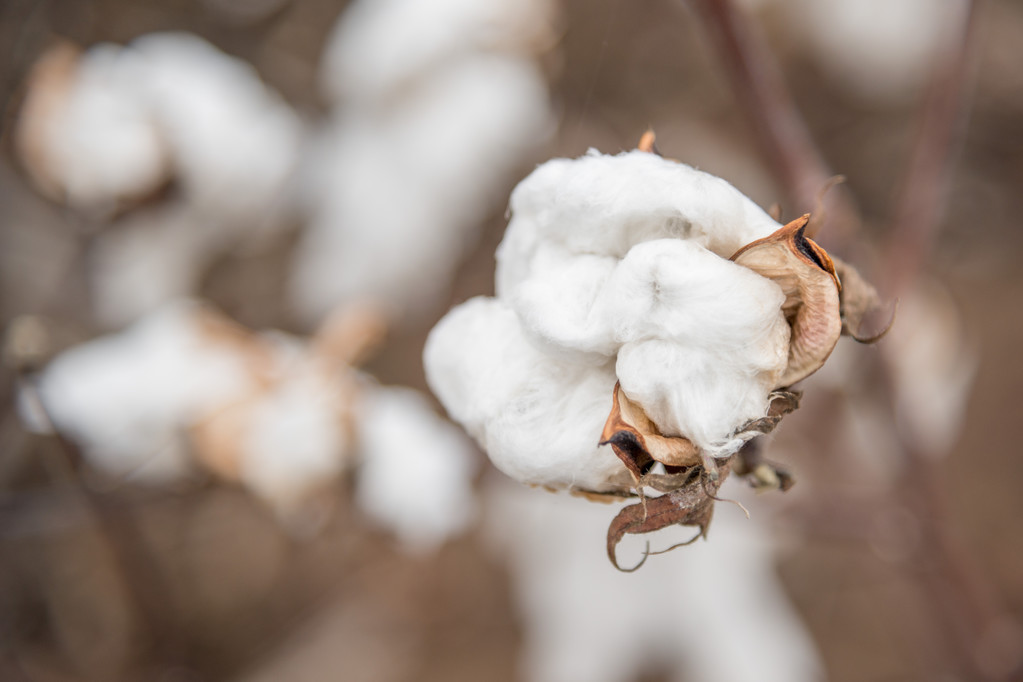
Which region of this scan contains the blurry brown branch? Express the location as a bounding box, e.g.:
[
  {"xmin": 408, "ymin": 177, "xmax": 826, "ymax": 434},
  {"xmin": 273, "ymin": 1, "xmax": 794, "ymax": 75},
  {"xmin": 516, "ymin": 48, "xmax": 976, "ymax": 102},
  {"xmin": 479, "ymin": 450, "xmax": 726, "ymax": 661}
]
[
  {"xmin": 693, "ymin": 0, "xmax": 1020, "ymax": 679},
  {"xmin": 687, "ymin": 0, "xmax": 858, "ymax": 248},
  {"xmin": 881, "ymin": 1, "xmax": 981, "ymax": 299}
]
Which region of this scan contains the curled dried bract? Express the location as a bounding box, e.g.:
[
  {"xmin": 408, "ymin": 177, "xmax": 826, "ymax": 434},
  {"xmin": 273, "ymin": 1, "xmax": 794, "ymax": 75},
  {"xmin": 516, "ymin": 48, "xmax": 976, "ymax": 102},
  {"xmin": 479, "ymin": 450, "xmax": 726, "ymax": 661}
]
[{"xmin": 731, "ymin": 214, "xmax": 843, "ymax": 387}]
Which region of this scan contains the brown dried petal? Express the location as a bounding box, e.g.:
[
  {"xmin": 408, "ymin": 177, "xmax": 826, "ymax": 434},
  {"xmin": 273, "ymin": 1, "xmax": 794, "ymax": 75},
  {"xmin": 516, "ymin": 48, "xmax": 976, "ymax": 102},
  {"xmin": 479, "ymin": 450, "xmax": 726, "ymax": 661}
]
[
  {"xmin": 731, "ymin": 214, "xmax": 843, "ymax": 387},
  {"xmin": 832, "ymin": 257, "xmax": 895, "ymax": 343},
  {"xmin": 600, "ymin": 382, "xmax": 700, "ymax": 478}
]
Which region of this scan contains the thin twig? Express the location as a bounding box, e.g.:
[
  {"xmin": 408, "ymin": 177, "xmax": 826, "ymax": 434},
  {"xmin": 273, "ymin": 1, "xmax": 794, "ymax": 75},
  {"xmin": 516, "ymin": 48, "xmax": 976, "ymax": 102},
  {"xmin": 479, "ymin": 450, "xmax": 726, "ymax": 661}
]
[
  {"xmin": 687, "ymin": 0, "xmax": 858, "ymax": 247},
  {"xmin": 881, "ymin": 1, "xmax": 981, "ymax": 299}
]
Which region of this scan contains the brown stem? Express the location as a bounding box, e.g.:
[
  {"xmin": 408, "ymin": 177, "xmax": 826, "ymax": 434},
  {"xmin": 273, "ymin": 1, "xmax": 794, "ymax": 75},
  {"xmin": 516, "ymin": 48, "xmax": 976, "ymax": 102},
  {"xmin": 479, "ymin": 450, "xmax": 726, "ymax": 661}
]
[
  {"xmin": 880, "ymin": 1, "xmax": 981, "ymax": 299},
  {"xmin": 687, "ymin": 0, "xmax": 857, "ymax": 248}
]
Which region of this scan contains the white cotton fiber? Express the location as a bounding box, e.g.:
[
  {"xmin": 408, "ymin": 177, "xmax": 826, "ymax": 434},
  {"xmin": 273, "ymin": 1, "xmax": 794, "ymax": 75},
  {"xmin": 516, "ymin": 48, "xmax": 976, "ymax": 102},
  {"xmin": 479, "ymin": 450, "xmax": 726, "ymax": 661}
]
[
  {"xmin": 425, "ymin": 297, "xmax": 625, "ymax": 492},
  {"xmin": 354, "ymin": 384, "xmax": 477, "ymax": 553},
  {"xmin": 496, "ymin": 150, "xmax": 781, "ymax": 295},
  {"xmin": 320, "ymin": 0, "xmax": 555, "ymax": 104},
  {"xmin": 425, "ymin": 150, "xmax": 796, "ymax": 492}
]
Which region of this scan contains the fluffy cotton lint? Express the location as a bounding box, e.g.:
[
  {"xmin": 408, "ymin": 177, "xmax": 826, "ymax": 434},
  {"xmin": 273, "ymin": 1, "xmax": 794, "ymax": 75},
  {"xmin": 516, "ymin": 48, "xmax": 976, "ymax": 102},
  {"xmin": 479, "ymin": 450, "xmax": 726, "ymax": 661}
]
[
  {"xmin": 355, "ymin": 384, "xmax": 477, "ymax": 553},
  {"xmin": 425, "ymin": 150, "xmax": 794, "ymax": 492}
]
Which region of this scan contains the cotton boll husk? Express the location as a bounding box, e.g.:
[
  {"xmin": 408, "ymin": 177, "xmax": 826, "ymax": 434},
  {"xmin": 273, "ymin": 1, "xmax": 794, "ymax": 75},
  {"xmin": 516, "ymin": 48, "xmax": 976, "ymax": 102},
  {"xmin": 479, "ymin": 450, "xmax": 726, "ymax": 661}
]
[
  {"xmin": 496, "ymin": 150, "xmax": 782, "ymax": 296},
  {"xmin": 319, "ymin": 0, "xmax": 556, "ymax": 104},
  {"xmin": 425, "ymin": 297, "xmax": 627, "ymax": 493},
  {"xmin": 15, "ymin": 42, "xmax": 169, "ymax": 210},
  {"xmin": 354, "ymin": 384, "xmax": 478, "ymax": 553},
  {"xmin": 485, "ymin": 480, "xmax": 824, "ymax": 682},
  {"xmin": 20, "ymin": 301, "xmax": 258, "ymax": 483},
  {"xmin": 293, "ymin": 55, "xmax": 553, "ymax": 322}
]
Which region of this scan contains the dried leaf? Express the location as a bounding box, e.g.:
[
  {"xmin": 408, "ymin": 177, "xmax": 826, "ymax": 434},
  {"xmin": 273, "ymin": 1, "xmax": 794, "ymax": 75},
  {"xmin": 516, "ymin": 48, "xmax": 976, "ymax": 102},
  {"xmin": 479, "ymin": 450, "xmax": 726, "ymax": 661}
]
[
  {"xmin": 606, "ymin": 462, "xmax": 729, "ymax": 572},
  {"xmin": 732, "ymin": 214, "xmax": 843, "ymax": 387},
  {"xmin": 832, "ymin": 257, "xmax": 895, "ymax": 343}
]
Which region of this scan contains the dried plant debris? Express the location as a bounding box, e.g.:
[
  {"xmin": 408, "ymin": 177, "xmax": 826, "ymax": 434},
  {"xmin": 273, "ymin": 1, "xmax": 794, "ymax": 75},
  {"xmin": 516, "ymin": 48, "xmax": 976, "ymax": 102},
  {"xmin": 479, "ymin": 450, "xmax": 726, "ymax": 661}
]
[{"xmin": 424, "ymin": 137, "xmax": 886, "ymax": 569}]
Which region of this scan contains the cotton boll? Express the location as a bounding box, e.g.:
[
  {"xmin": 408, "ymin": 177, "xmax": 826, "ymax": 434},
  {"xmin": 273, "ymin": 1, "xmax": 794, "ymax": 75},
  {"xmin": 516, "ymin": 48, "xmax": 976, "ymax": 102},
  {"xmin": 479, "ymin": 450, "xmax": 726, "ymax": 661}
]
[
  {"xmin": 425, "ymin": 297, "xmax": 627, "ymax": 493},
  {"xmin": 320, "ymin": 0, "xmax": 556, "ymax": 104},
  {"xmin": 22, "ymin": 301, "xmax": 257, "ymax": 483},
  {"xmin": 497, "ymin": 150, "xmax": 781, "ymax": 294},
  {"xmin": 236, "ymin": 363, "xmax": 355, "ymax": 527},
  {"xmin": 486, "ymin": 480, "xmax": 824, "ymax": 682},
  {"xmin": 294, "ymin": 56, "xmax": 553, "ymax": 322},
  {"xmin": 354, "ymin": 384, "xmax": 478, "ymax": 553},
  {"xmin": 122, "ymin": 32, "xmax": 302, "ymax": 222},
  {"xmin": 773, "ymin": 0, "xmax": 968, "ymax": 103},
  {"xmin": 89, "ymin": 204, "xmax": 215, "ymax": 327},
  {"xmin": 15, "ymin": 42, "xmax": 169, "ymax": 210}
]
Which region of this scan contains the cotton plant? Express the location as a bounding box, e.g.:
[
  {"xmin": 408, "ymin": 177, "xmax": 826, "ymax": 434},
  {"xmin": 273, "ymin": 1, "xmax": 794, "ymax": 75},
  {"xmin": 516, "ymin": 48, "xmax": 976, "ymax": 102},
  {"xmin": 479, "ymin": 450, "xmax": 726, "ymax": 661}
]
[
  {"xmin": 425, "ymin": 139, "xmax": 883, "ymax": 567},
  {"xmin": 19, "ymin": 300, "xmax": 477, "ymax": 548},
  {"xmin": 15, "ymin": 33, "xmax": 303, "ymax": 325},
  {"xmin": 291, "ymin": 0, "xmax": 556, "ymax": 324}
]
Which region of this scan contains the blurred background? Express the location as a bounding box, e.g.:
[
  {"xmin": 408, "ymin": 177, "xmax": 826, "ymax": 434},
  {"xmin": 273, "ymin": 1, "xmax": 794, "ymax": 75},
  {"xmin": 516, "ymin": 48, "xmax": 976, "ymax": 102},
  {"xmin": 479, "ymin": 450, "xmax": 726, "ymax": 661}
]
[{"xmin": 1, "ymin": 0, "xmax": 1022, "ymax": 680}]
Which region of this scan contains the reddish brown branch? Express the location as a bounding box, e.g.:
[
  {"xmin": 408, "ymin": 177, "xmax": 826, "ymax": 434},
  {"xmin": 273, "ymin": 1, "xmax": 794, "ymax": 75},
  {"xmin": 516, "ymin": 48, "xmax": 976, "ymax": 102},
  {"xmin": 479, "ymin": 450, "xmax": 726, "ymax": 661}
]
[
  {"xmin": 688, "ymin": 0, "xmax": 857, "ymax": 247},
  {"xmin": 881, "ymin": 1, "xmax": 982, "ymax": 299}
]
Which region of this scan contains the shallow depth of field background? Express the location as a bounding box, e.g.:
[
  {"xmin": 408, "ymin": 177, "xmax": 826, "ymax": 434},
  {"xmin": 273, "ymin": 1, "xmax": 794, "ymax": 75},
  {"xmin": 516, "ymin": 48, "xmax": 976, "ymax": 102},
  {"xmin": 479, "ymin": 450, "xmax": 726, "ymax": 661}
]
[{"xmin": 1, "ymin": 0, "xmax": 1022, "ymax": 681}]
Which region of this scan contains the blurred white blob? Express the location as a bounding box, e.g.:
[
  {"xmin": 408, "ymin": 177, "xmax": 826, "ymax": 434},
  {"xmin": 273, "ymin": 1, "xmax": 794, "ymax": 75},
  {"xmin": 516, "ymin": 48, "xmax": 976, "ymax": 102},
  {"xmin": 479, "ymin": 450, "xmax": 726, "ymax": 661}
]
[
  {"xmin": 18, "ymin": 301, "xmax": 259, "ymax": 483},
  {"xmin": 355, "ymin": 384, "xmax": 478, "ymax": 553},
  {"xmin": 16, "ymin": 42, "xmax": 170, "ymax": 211},
  {"xmin": 883, "ymin": 280, "xmax": 977, "ymax": 457},
  {"xmin": 319, "ymin": 0, "xmax": 556, "ymax": 103},
  {"xmin": 426, "ymin": 151, "xmax": 792, "ymax": 493},
  {"xmin": 752, "ymin": 0, "xmax": 969, "ymax": 103},
  {"xmin": 19, "ymin": 300, "xmax": 477, "ymax": 544},
  {"xmin": 16, "ymin": 34, "xmax": 303, "ymax": 325},
  {"xmin": 292, "ymin": 0, "xmax": 556, "ymax": 324},
  {"xmin": 486, "ymin": 480, "xmax": 824, "ymax": 682}
]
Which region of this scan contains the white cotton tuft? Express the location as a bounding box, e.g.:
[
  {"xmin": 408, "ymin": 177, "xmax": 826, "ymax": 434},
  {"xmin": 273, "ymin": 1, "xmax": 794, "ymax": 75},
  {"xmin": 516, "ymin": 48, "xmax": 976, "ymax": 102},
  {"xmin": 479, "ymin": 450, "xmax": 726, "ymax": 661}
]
[
  {"xmin": 20, "ymin": 300, "xmax": 255, "ymax": 483},
  {"xmin": 319, "ymin": 0, "xmax": 556, "ymax": 104},
  {"xmin": 425, "ymin": 150, "xmax": 794, "ymax": 491},
  {"xmin": 354, "ymin": 384, "xmax": 478, "ymax": 553},
  {"xmin": 237, "ymin": 364, "xmax": 353, "ymax": 523},
  {"xmin": 292, "ymin": 0, "xmax": 554, "ymax": 324},
  {"xmin": 425, "ymin": 297, "xmax": 625, "ymax": 492},
  {"xmin": 496, "ymin": 149, "xmax": 781, "ymax": 296},
  {"xmin": 121, "ymin": 33, "xmax": 302, "ymax": 221},
  {"xmin": 486, "ymin": 480, "xmax": 825, "ymax": 682},
  {"xmin": 293, "ymin": 55, "xmax": 552, "ymax": 321},
  {"xmin": 15, "ymin": 43, "xmax": 169, "ymax": 209}
]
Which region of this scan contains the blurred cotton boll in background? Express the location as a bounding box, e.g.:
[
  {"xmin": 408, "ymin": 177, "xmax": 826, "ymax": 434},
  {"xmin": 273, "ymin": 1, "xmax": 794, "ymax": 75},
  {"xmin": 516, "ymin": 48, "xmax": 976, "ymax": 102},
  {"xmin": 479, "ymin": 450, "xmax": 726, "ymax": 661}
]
[
  {"xmin": 15, "ymin": 32, "xmax": 304, "ymax": 326},
  {"xmin": 291, "ymin": 0, "xmax": 557, "ymax": 325},
  {"xmin": 487, "ymin": 481, "xmax": 824, "ymax": 682},
  {"xmin": 746, "ymin": 0, "xmax": 970, "ymax": 103}
]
